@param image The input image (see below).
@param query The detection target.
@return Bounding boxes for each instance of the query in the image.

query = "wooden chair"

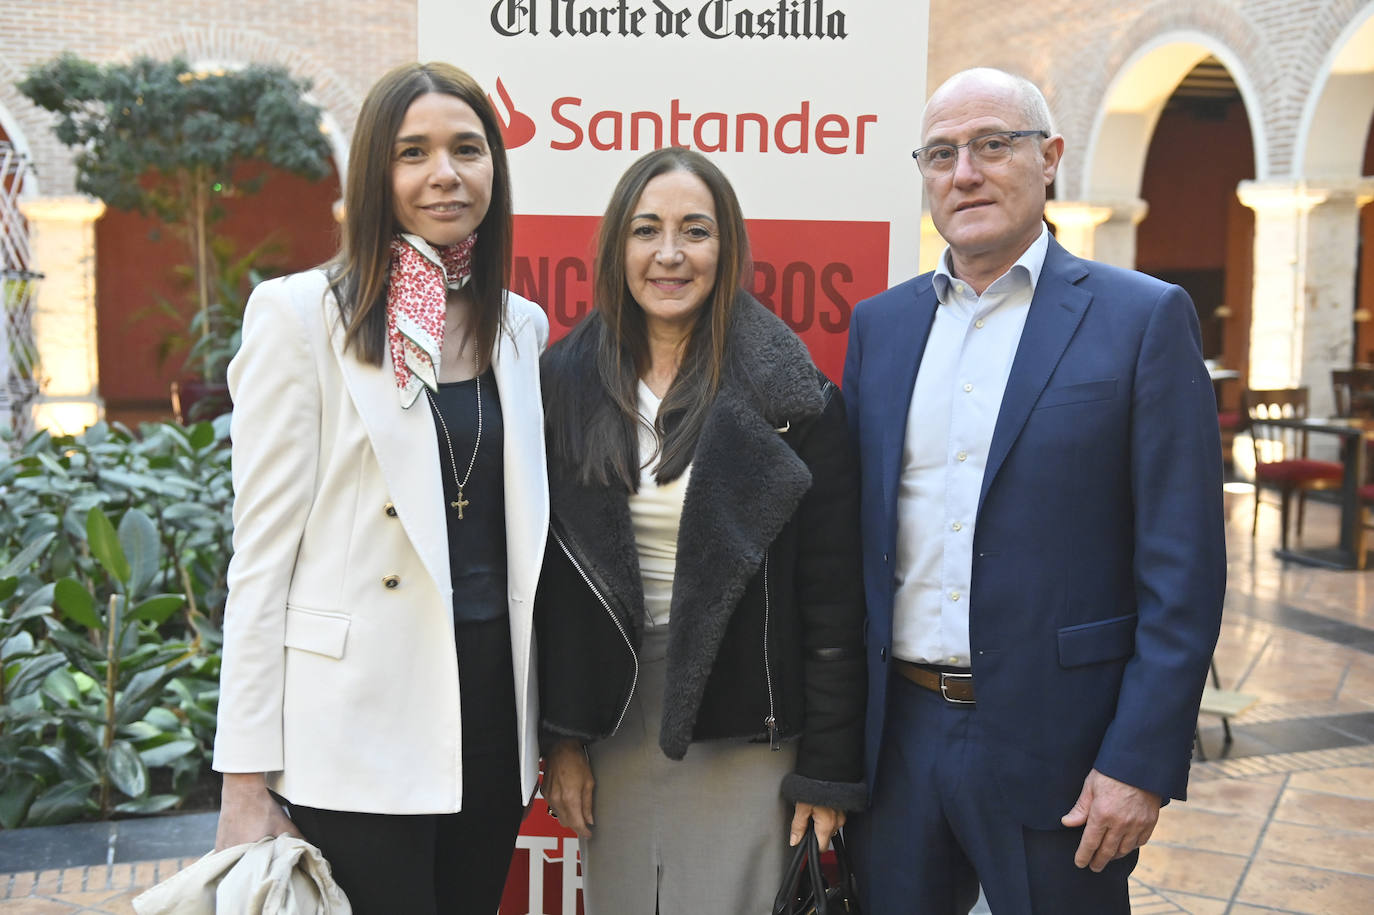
[1359,483,1374,568]
[1332,368,1374,419]
[1245,388,1344,548]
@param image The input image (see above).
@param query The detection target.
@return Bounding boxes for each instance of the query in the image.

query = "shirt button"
[974,319,985,329]
[951,521,962,531]
[950,590,961,601]
[963,383,973,393]
[955,283,966,294]
[383,502,398,518]
[956,451,968,462]
[382,575,400,590]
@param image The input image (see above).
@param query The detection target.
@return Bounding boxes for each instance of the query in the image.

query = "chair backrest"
[1332,368,1374,418]
[1244,387,1310,464]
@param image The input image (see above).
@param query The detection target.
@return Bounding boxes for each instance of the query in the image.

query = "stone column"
[1237,179,1374,419]
[1044,199,1149,269]
[17,196,106,435]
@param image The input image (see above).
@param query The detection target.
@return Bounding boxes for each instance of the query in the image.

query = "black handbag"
[772,829,863,915]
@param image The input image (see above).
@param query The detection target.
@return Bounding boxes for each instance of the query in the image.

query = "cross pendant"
[451,488,470,519]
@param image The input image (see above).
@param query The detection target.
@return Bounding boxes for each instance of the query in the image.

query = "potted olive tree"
[18,55,333,416]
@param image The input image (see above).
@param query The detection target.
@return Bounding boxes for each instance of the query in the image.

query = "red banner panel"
[513,214,889,383]
[500,798,584,915]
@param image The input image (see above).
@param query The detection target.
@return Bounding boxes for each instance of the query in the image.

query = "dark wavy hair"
[328,61,513,370]
[546,147,751,489]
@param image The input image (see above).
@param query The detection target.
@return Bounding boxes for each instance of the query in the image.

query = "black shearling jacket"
[534,295,867,810]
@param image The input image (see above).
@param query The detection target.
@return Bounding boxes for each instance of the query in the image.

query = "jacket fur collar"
[546,294,825,758]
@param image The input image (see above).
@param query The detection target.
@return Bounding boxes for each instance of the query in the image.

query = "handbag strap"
[830,831,862,912]
[806,829,830,915]
[773,834,810,915]
[773,829,832,915]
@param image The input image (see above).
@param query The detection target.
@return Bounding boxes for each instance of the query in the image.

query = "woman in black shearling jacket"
[536,147,866,914]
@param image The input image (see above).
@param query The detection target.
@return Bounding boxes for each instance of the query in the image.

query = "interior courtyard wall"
[0,0,416,427]
[926,0,1374,410]
[926,0,1372,191]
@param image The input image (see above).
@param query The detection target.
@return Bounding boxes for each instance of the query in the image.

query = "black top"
[428,368,508,623]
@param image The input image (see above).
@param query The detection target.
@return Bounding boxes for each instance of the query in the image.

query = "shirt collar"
[932,222,1050,305]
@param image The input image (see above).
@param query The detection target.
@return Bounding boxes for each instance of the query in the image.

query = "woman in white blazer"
[212,62,548,914]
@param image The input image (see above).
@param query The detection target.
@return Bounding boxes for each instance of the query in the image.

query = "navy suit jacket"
[842,236,1226,828]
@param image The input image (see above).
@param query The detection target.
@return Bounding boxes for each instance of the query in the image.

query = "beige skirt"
[581,624,799,915]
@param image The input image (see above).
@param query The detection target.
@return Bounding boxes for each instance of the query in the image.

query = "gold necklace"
[425,347,481,519]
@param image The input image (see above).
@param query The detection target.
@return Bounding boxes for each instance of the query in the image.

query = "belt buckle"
[940,671,975,705]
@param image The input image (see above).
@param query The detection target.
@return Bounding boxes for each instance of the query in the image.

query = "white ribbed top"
[629,381,691,628]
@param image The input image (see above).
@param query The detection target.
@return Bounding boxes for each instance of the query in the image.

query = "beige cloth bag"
[132,835,351,915]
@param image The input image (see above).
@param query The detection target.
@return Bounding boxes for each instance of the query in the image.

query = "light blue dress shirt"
[891,224,1050,667]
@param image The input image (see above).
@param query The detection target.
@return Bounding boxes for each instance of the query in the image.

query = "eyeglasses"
[912,130,1049,177]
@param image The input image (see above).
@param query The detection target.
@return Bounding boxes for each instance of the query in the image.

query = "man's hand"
[542,739,596,839]
[215,773,302,851]
[1061,768,1160,872]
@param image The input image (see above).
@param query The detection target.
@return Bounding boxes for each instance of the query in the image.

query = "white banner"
[414,5,928,909]
[419,0,928,382]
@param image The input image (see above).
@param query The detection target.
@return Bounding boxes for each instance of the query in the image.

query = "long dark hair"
[546,147,750,489]
[328,62,513,370]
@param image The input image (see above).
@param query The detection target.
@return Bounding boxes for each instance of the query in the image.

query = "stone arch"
[1034,1,1266,197]
[1081,31,1265,202]
[1297,1,1374,179]
[0,56,48,198]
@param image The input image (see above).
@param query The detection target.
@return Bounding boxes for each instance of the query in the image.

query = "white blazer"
[212,269,549,814]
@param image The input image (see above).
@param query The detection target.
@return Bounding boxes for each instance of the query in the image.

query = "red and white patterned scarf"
[386,232,477,408]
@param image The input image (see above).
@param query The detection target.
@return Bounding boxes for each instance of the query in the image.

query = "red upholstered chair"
[1245,388,1344,549]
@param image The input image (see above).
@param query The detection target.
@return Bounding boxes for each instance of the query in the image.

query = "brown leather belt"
[894,659,976,704]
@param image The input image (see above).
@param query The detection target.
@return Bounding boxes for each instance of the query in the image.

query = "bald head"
[917,66,1065,294]
[923,68,1055,138]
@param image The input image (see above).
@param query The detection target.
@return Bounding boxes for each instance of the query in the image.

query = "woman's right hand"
[542,739,596,839]
[214,773,303,851]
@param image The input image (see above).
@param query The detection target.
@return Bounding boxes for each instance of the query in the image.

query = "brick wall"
[925,0,1374,191]
[0,0,419,194]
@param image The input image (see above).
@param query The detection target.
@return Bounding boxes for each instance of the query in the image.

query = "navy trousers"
[848,674,1136,915]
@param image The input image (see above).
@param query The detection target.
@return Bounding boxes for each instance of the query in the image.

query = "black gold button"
[382,575,400,589]
[384,502,397,518]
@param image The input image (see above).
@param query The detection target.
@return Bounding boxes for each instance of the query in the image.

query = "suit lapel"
[327,301,451,599]
[880,281,939,515]
[491,313,549,604]
[978,240,1092,513]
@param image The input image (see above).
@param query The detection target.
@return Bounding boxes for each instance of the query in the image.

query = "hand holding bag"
[772,828,863,915]
[132,834,351,915]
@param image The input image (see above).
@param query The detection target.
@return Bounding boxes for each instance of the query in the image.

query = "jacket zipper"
[762,551,780,750]
[552,528,639,736]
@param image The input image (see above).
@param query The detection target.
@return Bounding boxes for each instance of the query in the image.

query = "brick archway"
[1081,32,1263,203]
[1297,3,1374,180]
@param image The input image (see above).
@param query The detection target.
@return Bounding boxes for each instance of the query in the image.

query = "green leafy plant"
[0,419,232,826]
[18,54,332,381]
[148,234,279,391]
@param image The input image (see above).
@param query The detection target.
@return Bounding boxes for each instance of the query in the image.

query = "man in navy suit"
[843,68,1226,913]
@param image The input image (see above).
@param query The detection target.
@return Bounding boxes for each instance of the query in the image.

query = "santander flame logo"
[489,78,536,150]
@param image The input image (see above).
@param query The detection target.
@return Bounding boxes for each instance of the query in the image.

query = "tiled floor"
[0,484,1371,913]
[1127,484,1374,914]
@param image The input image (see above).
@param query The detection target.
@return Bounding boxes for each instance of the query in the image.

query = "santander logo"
[489,77,537,149]
[488,77,875,156]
